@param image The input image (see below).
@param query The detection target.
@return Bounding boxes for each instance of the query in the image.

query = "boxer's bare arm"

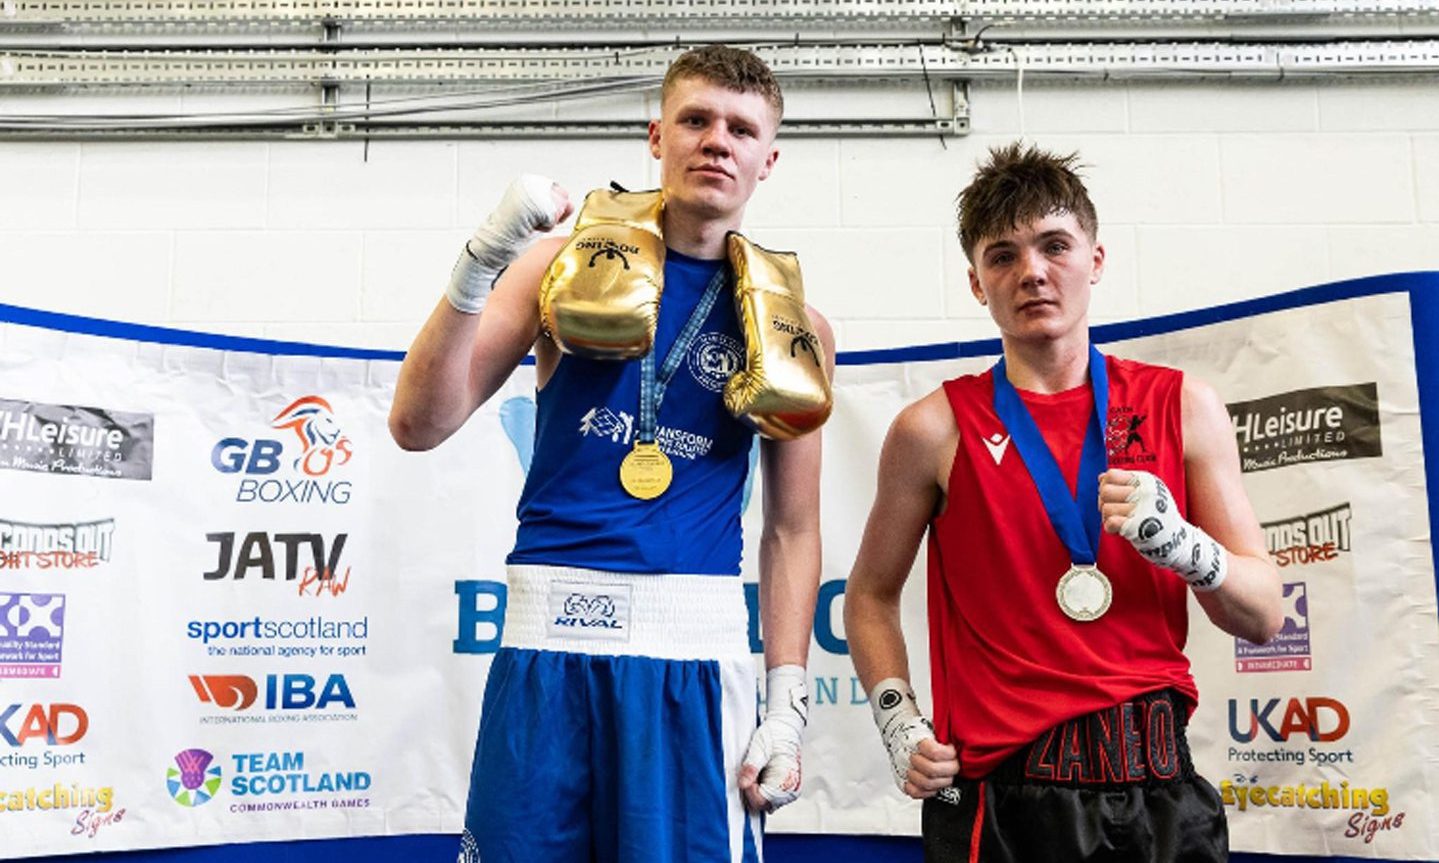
[389,236,566,451]
[1178,375,1284,643]
[753,307,835,671]
[845,389,954,692]
[738,308,833,813]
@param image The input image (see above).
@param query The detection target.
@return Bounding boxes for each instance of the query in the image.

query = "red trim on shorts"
[968,780,986,863]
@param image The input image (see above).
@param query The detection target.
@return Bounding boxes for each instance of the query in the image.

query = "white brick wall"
[1,79,1436,352]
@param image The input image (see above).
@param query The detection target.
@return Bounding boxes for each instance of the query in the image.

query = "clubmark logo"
[1228,384,1381,473]
[0,592,66,679]
[1236,582,1312,673]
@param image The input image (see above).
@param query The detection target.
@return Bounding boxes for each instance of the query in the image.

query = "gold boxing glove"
[723,233,833,440]
[539,188,665,359]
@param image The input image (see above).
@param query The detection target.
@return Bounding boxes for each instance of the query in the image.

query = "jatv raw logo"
[0,398,153,481]
[211,396,353,505]
[1228,384,1381,473]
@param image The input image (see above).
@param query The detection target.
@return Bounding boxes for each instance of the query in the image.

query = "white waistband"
[502,565,752,660]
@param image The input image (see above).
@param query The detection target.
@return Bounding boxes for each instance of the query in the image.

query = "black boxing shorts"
[922,689,1228,863]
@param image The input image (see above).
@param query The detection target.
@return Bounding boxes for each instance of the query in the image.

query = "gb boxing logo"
[211,396,354,506]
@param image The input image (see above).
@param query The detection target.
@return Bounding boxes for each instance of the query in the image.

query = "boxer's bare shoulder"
[883,387,960,500]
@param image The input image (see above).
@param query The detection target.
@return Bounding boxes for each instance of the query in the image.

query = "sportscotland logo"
[167,748,222,807]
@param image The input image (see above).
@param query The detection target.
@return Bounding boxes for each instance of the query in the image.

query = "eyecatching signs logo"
[0,593,65,678]
[0,399,153,481]
[210,396,353,505]
[1227,384,1381,473]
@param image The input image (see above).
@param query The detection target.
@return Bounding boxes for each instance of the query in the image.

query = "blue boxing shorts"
[458,565,763,863]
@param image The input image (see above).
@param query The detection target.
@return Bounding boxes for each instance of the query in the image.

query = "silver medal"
[1056,564,1112,622]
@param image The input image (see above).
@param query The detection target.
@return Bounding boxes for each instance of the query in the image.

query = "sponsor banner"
[2,277,1438,859]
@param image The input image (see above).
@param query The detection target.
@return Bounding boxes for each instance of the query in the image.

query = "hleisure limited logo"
[0,398,153,481]
[1227,384,1381,473]
[210,396,353,505]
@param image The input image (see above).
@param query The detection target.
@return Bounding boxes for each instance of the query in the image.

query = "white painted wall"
[1,78,1436,352]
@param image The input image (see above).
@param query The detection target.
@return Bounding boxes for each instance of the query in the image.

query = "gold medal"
[619,442,672,500]
[1056,564,1112,622]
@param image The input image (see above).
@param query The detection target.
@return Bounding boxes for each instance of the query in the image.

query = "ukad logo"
[167,748,222,807]
[556,593,620,630]
[211,395,353,505]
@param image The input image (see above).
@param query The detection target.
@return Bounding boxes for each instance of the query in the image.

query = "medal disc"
[1056,564,1112,622]
[619,442,672,500]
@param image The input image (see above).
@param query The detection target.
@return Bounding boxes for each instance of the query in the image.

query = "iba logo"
[189,673,356,715]
[211,396,353,505]
[167,748,222,807]
[1228,384,1381,473]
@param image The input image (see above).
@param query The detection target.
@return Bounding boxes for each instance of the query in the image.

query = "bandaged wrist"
[869,678,925,740]
[764,665,809,732]
[1119,472,1229,592]
[445,173,559,315]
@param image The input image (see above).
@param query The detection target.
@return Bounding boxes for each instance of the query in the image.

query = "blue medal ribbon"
[637,265,728,444]
[991,345,1109,565]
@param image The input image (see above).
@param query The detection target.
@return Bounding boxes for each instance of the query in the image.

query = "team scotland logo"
[688,333,744,393]
[167,748,222,807]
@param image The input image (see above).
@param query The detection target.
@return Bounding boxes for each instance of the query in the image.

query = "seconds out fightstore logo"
[0,398,153,481]
[210,396,354,505]
[0,519,115,572]
[1262,503,1352,568]
[1227,384,1381,473]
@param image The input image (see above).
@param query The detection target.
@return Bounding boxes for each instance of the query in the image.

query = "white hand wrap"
[445,173,563,314]
[741,665,807,811]
[869,678,959,803]
[1118,471,1228,592]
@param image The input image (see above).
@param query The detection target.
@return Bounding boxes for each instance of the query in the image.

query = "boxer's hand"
[869,679,961,802]
[1100,468,1227,592]
[739,665,807,813]
[445,174,572,314]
